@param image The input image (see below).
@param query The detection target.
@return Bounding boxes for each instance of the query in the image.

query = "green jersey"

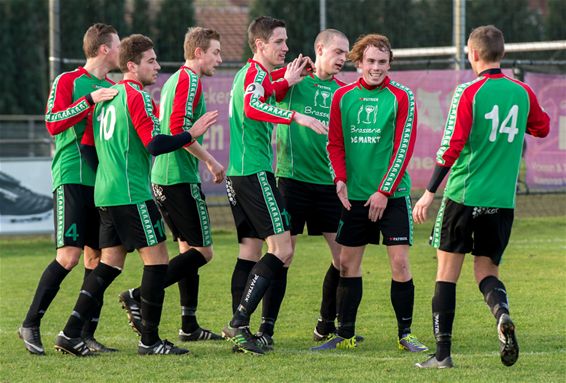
[45,66,113,190]
[227,59,294,176]
[276,74,345,184]
[92,80,161,206]
[151,66,205,185]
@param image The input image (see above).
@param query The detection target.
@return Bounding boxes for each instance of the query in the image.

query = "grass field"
[1,216,565,382]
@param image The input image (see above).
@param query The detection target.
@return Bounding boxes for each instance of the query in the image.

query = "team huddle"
[18,16,549,369]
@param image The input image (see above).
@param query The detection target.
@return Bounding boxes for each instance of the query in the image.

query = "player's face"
[105,33,121,70]
[135,49,161,86]
[359,46,390,86]
[318,36,349,77]
[200,39,222,77]
[260,27,289,67]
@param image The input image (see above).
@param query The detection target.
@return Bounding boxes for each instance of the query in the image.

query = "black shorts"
[278,177,341,236]
[53,184,99,249]
[431,198,514,265]
[226,171,290,242]
[98,200,167,253]
[336,196,413,247]
[152,183,212,247]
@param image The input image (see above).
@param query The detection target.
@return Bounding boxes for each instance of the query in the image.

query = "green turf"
[1,217,565,382]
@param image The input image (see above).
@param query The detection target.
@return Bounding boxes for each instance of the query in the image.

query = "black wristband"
[426,164,450,193]
[85,92,94,105]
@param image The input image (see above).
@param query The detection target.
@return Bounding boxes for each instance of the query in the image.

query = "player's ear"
[127,60,137,73]
[194,47,204,59]
[315,43,323,57]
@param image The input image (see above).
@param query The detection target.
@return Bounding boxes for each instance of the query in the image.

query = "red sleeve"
[436,82,481,167]
[378,85,417,196]
[271,66,286,81]
[520,82,550,137]
[243,63,294,124]
[271,65,291,101]
[126,84,160,147]
[327,87,347,184]
[81,116,94,146]
[45,71,94,135]
[170,71,201,147]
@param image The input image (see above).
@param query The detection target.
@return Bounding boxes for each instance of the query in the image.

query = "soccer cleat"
[54,331,95,357]
[221,325,265,355]
[83,337,118,352]
[178,327,223,342]
[118,289,142,336]
[0,171,52,225]
[313,328,365,343]
[498,313,519,366]
[138,339,190,355]
[254,332,274,351]
[415,354,454,369]
[310,334,357,351]
[18,326,45,355]
[398,334,429,352]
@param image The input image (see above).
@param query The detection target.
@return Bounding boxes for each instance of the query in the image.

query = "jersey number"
[484,104,519,143]
[98,105,116,140]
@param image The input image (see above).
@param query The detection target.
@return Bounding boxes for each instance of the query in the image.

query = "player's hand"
[301,56,315,76]
[293,112,328,134]
[336,180,351,210]
[364,191,388,222]
[413,190,435,224]
[188,110,218,139]
[206,158,225,184]
[284,54,308,86]
[90,88,118,103]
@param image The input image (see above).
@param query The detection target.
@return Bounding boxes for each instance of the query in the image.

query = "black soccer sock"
[23,260,70,327]
[230,258,257,314]
[140,264,168,346]
[479,276,510,322]
[231,253,283,328]
[81,268,103,338]
[180,273,200,333]
[432,281,456,361]
[391,279,415,338]
[319,263,340,329]
[336,277,363,339]
[259,266,289,336]
[63,262,121,338]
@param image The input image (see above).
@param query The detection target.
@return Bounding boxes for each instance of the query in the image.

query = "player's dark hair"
[469,25,505,63]
[348,34,393,64]
[184,27,221,60]
[83,23,118,59]
[248,16,286,53]
[119,34,154,73]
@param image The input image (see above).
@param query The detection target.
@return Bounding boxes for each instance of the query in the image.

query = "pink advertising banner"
[146,69,563,195]
[523,73,566,191]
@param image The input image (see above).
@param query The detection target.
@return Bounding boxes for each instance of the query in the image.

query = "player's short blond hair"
[83,23,118,59]
[184,27,221,60]
[468,25,505,63]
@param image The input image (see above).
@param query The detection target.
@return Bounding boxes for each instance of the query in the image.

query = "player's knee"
[56,248,82,270]
[199,247,214,262]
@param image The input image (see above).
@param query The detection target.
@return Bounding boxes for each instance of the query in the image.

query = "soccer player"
[18,23,120,355]
[53,34,216,356]
[312,34,428,352]
[413,25,550,369]
[118,27,225,343]
[223,16,327,355]
[265,29,350,344]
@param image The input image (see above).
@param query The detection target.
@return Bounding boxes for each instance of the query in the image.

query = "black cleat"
[118,289,142,336]
[179,327,223,342]
[254,332,274,351]
[18,326,45,355]
[83,337,118,352]
[54,332,95,357]
[222,325,265,355]
[498,314,519,366]
[138,339,190,355]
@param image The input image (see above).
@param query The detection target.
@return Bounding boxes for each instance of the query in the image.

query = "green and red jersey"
[276,74,345,185]
[90,79,161,206]
[227,59,294,176]
[45,66,114,190]
[151,66,205,185]
[328,76,417,201]
[437,69,550,208]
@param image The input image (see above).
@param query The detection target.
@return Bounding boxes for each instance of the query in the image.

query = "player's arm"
[327,89,350,210]
[272,55,309,101]
[45,73,117,135]
[185,141,225,183]
[169,71,201,149]
[522,83,550,137]
[79,114,98,171]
